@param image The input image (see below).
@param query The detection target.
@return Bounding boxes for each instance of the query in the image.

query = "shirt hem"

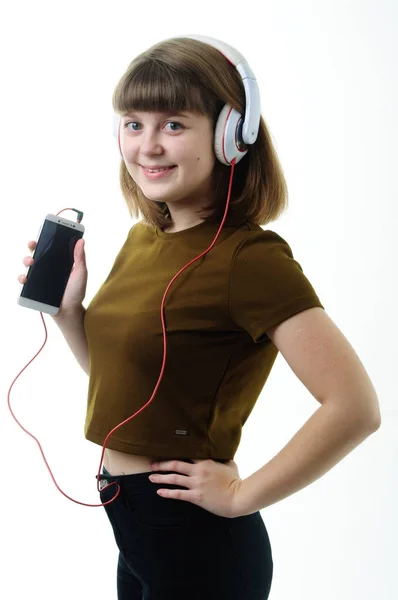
[84,428,233,460]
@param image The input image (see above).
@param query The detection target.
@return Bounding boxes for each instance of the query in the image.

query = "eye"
[124,121,141,131]
[164,121,183,132]
[123,120,184,132]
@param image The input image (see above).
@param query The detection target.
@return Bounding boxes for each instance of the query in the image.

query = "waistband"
[96,464,191,494]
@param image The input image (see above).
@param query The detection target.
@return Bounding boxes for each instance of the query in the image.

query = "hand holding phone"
[17,214,87,316]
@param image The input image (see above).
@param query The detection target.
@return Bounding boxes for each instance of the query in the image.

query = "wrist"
[231,476,261,518]
[52,305,85,322]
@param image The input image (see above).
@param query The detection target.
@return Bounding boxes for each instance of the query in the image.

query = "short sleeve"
[230,230,325,343]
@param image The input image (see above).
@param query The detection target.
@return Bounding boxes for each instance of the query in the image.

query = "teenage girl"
[17,35,380,600]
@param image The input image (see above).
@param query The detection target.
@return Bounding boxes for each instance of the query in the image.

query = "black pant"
[98,465,273,599]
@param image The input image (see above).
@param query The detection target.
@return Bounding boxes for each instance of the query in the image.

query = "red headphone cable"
[8,160,236,507]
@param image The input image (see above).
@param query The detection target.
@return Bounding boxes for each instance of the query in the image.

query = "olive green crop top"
[83,219,324,460]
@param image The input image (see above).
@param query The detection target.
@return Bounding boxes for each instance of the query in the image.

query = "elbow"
[367,397,382,432]
[359,407,382,434]
[369,413,382,432]
[327,392,382,433]
[360,407,382,434]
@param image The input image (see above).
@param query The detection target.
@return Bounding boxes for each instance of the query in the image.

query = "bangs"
[113,60,219,118]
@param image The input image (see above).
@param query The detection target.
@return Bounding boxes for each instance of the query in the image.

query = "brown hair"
[112,37,288,230]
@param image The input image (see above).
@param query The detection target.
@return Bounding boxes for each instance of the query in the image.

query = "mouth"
[140,165,177,179]
[140,165,176,171]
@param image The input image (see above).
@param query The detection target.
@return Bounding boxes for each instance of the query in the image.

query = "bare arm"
[52,306,90,376]
[235,403,378,516]
[234,307,381,516]
[19,238,90,376]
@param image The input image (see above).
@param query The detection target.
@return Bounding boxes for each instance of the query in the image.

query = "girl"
[18,35,380,599]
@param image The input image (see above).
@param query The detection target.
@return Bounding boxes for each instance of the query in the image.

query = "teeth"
[145,167,171,173]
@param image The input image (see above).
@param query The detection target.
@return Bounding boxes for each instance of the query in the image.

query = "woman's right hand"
[18,238,88,318]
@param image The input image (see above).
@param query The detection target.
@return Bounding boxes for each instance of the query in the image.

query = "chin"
[140,188,174,202]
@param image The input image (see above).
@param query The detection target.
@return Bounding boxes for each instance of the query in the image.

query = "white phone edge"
[17,213,85,315]
[18,296,60,316]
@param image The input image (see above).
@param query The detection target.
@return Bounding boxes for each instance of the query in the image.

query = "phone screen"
[20,219,84,308]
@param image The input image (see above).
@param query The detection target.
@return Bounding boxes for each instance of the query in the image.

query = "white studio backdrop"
[0,1,396,599]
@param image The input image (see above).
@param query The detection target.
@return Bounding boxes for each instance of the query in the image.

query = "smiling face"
[119,110,217,220]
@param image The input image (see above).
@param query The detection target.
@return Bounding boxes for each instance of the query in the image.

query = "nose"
[139,129,164,156]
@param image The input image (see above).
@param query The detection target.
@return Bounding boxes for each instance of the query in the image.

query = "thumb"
[74,238,86,263]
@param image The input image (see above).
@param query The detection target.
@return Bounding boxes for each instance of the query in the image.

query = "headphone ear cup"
[214,104,248,166]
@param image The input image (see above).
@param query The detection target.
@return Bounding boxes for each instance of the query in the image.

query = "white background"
[1,1,396,598]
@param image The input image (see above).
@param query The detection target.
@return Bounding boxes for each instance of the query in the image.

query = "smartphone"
[18,214,85,316]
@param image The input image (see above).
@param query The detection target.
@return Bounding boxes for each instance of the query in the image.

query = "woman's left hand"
[149,458,244,518]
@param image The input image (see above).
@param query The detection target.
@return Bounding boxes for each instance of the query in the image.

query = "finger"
[23,256,34,267]
[152,460,192,475]
[28,241,36,251]
[18,275,27,284]
[157,488,194,501]
[149,473,190,487]
[76,238,86,262]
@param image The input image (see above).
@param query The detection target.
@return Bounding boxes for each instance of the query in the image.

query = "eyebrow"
[122,111,190,119]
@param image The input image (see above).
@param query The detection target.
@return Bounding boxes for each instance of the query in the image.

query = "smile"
[140,165,177,179]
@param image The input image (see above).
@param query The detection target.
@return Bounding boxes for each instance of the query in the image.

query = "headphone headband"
[181,34,261,145]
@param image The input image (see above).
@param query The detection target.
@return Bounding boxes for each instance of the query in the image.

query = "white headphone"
[112,34,261,166]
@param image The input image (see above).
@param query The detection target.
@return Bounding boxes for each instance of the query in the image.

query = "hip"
[103,448,202,475]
